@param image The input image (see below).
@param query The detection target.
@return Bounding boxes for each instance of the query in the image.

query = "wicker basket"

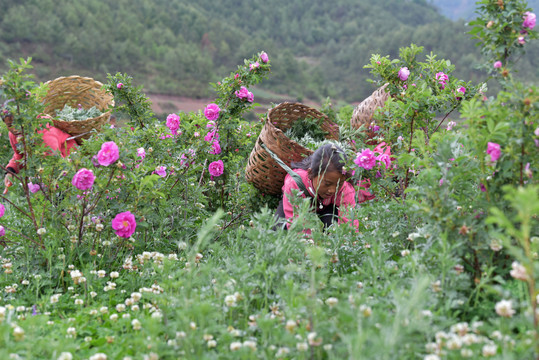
[42,76,114,144]
[245,102,339,195]
[350,83,390,131]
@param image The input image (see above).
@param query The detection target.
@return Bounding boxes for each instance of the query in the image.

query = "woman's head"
[291,143,349,199]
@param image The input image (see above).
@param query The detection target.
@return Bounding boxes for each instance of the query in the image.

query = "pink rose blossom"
[446,121,457,130]
[208,160,224,177]
[155,166,167,177]
[72,168,96,190]
[249,62,260,71]
[0,225,4,236]
[234,73,240,79]
[28,182,40,193]
[247,91,254,102]
[518,36,526,45]
[493,61,502,68]
[166,113,181,135]
[111,211,137,238]
[523,12,536,30]
[210,141,221,155]
[487,142,501,162]
[97,141,120,166]
[0,203,4,218]
[204,130,219,142]
[377,153,392,169]
[117,83,123,89]
[435,72,449,89]
[398,67,410,81]
[204,103,221,121]
[354,149,377,170]
[137,147,146,160]
[260,52,269,63]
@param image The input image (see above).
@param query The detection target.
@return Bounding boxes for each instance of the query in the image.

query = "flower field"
[0,2,538,360]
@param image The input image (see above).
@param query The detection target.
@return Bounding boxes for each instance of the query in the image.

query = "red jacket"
[6,125,78,173]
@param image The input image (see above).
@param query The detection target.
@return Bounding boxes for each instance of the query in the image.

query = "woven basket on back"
[245,102,339,196]
[42,76,113,144]
[350,83,390,131]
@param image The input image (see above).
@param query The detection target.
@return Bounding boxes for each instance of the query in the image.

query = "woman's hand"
[3,173,13,194]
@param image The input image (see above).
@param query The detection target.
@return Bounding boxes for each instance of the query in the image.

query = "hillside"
[0,0,537,105]
[429,0,539,20]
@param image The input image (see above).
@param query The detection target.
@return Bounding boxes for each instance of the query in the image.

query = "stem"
[432,105,457,134]
[3,226,44,249]
[0,194,33,220]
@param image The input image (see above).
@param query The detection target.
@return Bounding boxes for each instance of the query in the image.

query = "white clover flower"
[89,354,108,360]
[100,306,108,314]
[224,295,237,307]
[66,327,77,337]
[207,340,217,348]
[178,241,188,250]
[509,261,529,281]
[131,305,140,312]
[95,224,104,232]
[85,336,92,342]
[176,331,186,338]
[116,304,126,312]
[495,300,515,318]
[424,355,440,360]
[109,314,118,322]
[131,292,142,302]
[359,304,372,317]
[401,249,410,257]
[285,320,297,332]
[460,348,473,357]
[243,340,257,350]
[97,270,106,278]
[37,228,46,235]
[325,297,339,308]
[57,352,73,360]
[50,294,61,304]
[489,239,503,252]
[21,280,29,285]
[16,306,25,312]
[276,347,290,357]
[296,342,308,351]
[13,326,25,341]
[131,319,142,330]
[482,344,497,357]
[122,313,130,319]
[230,342,242,351]
[74,299,84,305]
[431,280,442,293]
[110,271,119,279]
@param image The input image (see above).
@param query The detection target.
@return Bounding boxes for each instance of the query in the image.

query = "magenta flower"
[208,160,224,177]
[117,83,123,89]
[204,103,221,121]
[493,61,502,68]
[166,113,181,135]
[523,12,536,30]
[435,72,449,89]
[0,203,4,218]
[479,183,487,192]
[28,182,40,193]
[518,36,526,45]
[398,67,410,81]
[487,142,501,162]
[377,153,392,169]
[446,121,456,131]
[260,52,269,63]
[247,91,254,102]
[204,130,219,143]
[97,141,120,166]
[249,62,260,71]
[0,225,4,237]
[210,141,221,155]
[111,211,137,238]
[155,166,167,177]
[354,149,377,170]
[72,168,96,190]
[136,147,146,160]
[235,86,250,100]
[456,87,466,100]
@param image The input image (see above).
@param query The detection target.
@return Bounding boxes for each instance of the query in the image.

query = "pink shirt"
[7,125,78,173]
[281,168,372,231]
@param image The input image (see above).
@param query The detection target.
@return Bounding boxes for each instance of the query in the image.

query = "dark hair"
[291,143,348,179]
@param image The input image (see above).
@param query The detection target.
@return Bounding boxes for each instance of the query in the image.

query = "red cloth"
[6,125,78,173]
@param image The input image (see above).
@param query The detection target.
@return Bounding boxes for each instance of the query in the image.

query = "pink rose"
[155,166,167,177]
[0,225,4,236]
[72,168,96,190]
[493,61,502,68]
[436,72,449,89]
[204,130,219,142]
[166,113,181,135]
[204,103,221,121]
[354,149,377,170]
[235,86,250,100]
[523,12,536,30]
[249,62,260,71]
[117,83,123,89]
[28,182,40,193]
[260,52,269,63]
[137,147,146,160]
[518,36,526,45]
[208,160,224,177]
[247,91,254,102]
[0,203,4,218]
[398,67,410,81]
[97,141,120,166]
[376,153,392,169]
[456,87,466,99]
[111,211,137,238]
[487,142,501,162]
[210,141,221,155]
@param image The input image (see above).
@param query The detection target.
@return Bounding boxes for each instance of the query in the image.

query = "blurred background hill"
[0,0,537,111]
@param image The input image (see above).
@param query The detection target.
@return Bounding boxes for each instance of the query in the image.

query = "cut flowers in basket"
[55,104,103,121]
